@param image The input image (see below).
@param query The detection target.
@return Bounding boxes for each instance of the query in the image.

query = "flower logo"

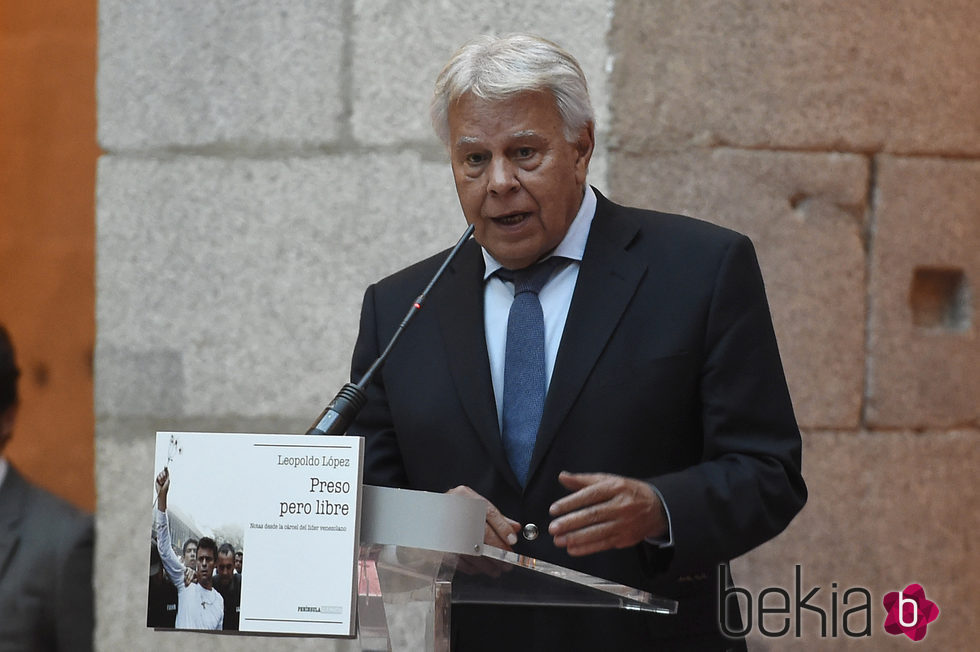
[882,583,939,641]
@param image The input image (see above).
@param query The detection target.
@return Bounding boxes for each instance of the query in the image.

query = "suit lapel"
[528,194,647,483]
[435,241,517,485]
[0,467,27,580]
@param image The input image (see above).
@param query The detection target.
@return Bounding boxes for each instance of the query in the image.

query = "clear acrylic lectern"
[355,485,677,651]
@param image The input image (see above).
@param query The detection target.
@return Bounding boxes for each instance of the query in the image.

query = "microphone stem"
[307,224,475,436]
[357,223,474,391]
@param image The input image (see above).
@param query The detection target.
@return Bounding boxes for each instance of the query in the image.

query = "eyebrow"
[453,130,543,148]
[454,136,480,148]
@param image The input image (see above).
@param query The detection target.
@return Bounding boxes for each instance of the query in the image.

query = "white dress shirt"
[482,185,597,427]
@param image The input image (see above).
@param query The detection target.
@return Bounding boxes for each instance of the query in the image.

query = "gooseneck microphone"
[306,223,476,436]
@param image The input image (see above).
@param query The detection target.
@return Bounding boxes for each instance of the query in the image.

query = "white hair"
[430,33,595,146]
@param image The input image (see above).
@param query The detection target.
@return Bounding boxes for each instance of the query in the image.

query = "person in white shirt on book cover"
[154,467,224,630]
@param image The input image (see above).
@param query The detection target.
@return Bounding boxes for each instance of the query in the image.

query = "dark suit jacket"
[349,190,807,649]
[0,465,94,652]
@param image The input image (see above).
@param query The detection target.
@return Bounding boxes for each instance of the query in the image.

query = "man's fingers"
[447,485,520,549]
[565,533,620,557]
[484,504,520,549]
[483,522,514,550]
[554,517,648,556]
[550,472,616,517]
[552,510,640,555]
[552,519,608,547]
[549,499,611,537]
[556,470,602,490]
[550,474,668,554]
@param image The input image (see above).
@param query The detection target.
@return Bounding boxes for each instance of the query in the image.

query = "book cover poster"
[147,431,363,637]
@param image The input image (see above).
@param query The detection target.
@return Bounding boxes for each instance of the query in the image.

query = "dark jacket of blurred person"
[0,325,94,651]
[146,543,177,628]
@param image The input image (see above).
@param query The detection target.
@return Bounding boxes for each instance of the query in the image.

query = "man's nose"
[487,157,519,195]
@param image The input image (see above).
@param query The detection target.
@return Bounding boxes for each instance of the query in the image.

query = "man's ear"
[573,122,595,185]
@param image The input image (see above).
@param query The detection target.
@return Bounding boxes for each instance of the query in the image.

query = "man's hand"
[183,566,195,587]
[447,485,521,551]
[155,468,170,512]
[548,471,668,556]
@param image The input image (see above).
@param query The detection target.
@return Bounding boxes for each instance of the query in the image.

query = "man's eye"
[465,153,487,165]
[516,147,534,158]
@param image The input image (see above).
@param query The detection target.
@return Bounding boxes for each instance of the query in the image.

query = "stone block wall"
[96,0,977,649]
[609,2,978,649]
[95,1,611,650]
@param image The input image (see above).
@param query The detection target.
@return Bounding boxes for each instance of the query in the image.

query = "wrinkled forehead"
[448,91,564,145]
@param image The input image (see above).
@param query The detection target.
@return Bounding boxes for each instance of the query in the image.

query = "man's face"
[215,551,235,588]
[195,547,215,589]
[234,552,242,573]
[182,542,197,569]
[448,91,593,270]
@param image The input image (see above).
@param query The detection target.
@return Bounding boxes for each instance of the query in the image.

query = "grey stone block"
[734,430,979,649]
[610,0,980,155]
[351,0,613,146]
[96,152,462,421]
[98,0,345,150]
[609,149,868,428]
[866,156,980,428]
[95,347,184,418]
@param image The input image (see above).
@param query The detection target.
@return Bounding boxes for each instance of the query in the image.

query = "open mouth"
[490,212,531,226]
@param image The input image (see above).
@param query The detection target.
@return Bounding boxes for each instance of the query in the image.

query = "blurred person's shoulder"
[2,464,93,539]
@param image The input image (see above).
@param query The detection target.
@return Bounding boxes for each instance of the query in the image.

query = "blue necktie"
[497,258,561,486]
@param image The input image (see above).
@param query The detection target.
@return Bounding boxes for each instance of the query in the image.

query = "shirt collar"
[481,185,597,280]
[0,456,8,492]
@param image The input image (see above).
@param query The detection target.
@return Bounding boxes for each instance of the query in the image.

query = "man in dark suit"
[213,542,242,630]
[0,325,94,652]
[348,34,806,650]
